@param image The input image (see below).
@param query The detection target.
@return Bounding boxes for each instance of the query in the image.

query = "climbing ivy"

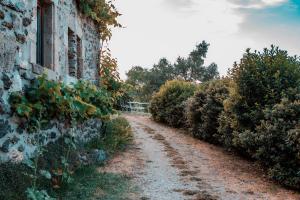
[77,0,122,42]
[9,76,114,132]
[76,0,123,101]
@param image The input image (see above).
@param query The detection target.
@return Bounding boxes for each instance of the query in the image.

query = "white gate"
[121,102,150,113]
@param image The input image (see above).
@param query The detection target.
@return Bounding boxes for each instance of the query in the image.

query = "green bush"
[217,46,300,188]
[0,163,32,200]
[149,46,300,189]
[186,79,230,144]
[215,47,300,188]
[217,46,300,150]
[248,99,300,188]
[0,137,77,200]
[217,110,235,148]
[228,46,300,133]
[86,117,133,155]
[150,80,197,127]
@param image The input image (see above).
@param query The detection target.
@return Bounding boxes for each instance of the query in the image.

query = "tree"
[203,62,219,81]
[126,41,220,101]
[146,58,175,92]
[173,41,219,81]
[126,66,148,87]
[173,57,190,81]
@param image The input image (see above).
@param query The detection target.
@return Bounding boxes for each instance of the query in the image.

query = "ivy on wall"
[77,0,122,42]
[76,0,123,100]
[9,76,114,132]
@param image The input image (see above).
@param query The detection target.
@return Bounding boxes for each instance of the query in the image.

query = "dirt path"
[103,114,300,200]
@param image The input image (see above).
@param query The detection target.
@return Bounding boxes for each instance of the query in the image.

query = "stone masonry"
[0,0,102,162]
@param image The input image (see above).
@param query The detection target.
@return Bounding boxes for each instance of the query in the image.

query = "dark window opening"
[68,29,83,78]
[77,36,83,79]
[36,0,54,69]
[68,28,77,77]
[36,0,43,66]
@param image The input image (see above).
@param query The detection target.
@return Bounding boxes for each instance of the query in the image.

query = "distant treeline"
[125,41,219,101]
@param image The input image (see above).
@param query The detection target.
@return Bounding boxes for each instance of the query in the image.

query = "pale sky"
[110,0,300,80]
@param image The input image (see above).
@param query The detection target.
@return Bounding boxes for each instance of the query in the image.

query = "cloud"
[229,0,288,8]
[232,0,300,58]
[110,0,300,79]
[163,0,195,9]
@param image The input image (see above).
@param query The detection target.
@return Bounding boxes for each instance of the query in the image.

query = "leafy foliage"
[126,59,175,102]
[216,46,300,188]
[150,80,197,127]
[77,0,123,102]
[86,117,133,155]
[0,163,32,200]
[77,0,122,41]
[60,166,134,200]
[126,41,219,101]
[248,99,300,188]
[186,79,230,143]
[125,66,148,87]
[228,46,300,132]
[26,188,55,200]
[0,116,133,199]
[173,41,219,81]
[100,49,120,91]
[9,76,113,132]
[99,49,134,108]
[150,45,300,189]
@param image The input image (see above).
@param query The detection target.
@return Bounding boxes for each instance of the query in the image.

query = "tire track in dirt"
[130,121,191,200]
[140,125,219,200]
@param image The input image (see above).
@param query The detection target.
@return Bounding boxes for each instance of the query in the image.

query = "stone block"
[0,139,10,153]
[0,119,11,139]
[44,68,59,81]
[10,71,22,92]
[0,97,9,114]
[0,34,18,72]
[31,63,44,75]
[0,1,25,13]
[22,17,31,27]
[14,31,26,44]
[0,10,4,19]
[2,73,12,90]
[11,135,19,144]
[18,144,24,152]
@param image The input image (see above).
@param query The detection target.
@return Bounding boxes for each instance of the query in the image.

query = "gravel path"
[106,114,300,200]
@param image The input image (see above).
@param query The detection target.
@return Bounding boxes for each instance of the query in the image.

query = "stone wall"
[0,0,102,162]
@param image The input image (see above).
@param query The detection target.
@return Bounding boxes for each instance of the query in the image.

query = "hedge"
[150,46,300,190]
[186,79,230,144]
[150,80,196,127]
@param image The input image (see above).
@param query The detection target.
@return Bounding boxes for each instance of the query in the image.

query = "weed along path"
[109,114,300,200]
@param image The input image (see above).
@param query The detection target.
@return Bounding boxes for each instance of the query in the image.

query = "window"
[68,29,83,78]
[77,36,83,79]
[68,28,77,77]
[36,0,43,66]
[36,0,54,69]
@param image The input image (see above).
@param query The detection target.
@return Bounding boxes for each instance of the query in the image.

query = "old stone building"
[0,0,102,162]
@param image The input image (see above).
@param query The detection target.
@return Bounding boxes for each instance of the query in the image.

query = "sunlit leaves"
[9,76,114,132]
[77,0,122,42]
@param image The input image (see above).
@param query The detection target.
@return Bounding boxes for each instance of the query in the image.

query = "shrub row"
[149,80,197,127]
[150,46,300,189]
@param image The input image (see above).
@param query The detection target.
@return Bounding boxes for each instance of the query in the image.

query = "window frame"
[36,0,44,66]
